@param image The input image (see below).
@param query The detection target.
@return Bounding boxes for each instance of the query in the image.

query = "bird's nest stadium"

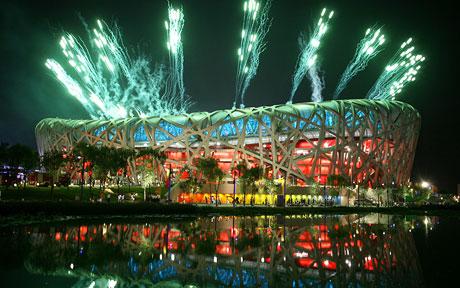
[36,99,420,188]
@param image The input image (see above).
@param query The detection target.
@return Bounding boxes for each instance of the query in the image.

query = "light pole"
[390,181,395,206]
[346,146,352,206]
[167,163,172,203]
[233,172,236,207]
[385,183,389,207]
[382,183,388,207]
[78,156,84,201]
[357,182,360,206]
[232,169,239,208]
[283,171,287,207]
[324,182,328,207]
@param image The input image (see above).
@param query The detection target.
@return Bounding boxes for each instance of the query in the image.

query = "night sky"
[0,0,458,191]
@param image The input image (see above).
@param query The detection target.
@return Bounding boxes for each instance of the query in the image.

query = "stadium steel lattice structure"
[36,99,420,187]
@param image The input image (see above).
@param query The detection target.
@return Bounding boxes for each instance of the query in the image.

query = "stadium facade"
[36,99,420,188]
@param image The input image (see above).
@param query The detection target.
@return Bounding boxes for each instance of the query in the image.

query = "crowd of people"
[88,192,141,203]
[202,195,274,206]
[286,197,335,207]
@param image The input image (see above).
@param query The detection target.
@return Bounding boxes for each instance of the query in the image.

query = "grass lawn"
[1,186,460,221]
[0,185,150,201]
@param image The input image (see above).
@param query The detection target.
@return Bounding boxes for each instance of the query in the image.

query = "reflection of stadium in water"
[5,214,426,287]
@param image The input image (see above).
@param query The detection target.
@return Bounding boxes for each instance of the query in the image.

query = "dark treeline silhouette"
[0,142,39,188]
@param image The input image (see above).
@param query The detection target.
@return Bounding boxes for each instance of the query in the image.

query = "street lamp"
[167,163,173,203]
[391,181,395,206]
[232,169,239,208]
[77,155,84,201]
[357,181,360,206]
[345,146,353,184]
[345,146,353,206]
[283,171,287,207]
[381,183,388,207]
[421,181,431,189]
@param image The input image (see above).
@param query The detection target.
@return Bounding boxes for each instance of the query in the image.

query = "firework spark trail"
[45,59,100,118]
[46,18,186,119]
[49,31,123,118]
[123,58,166,116]
[234,0,272,109]
[289,8,334,104]
[165,4,190,112]
[90,19,167,117]
[308,64,325,102]
[92,20,130,77]
[333,27,386,99]
[367,38,425,100]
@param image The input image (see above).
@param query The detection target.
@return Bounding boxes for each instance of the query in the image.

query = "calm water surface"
[0,213,458,287]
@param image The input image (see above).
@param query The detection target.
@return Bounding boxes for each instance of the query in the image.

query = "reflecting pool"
[0,214,456,287]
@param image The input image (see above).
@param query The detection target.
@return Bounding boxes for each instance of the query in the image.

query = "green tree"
[1,144,39,189]
[310,181,321,197]
[392,187,405,203]
[72,143,99,199]
[246,166,263,205]
[326,174,350,187]
[137,148,166,178]
[73,142,99,164]
[196,157,224,206]
[259,178,280,206]
[376,188,384,207]
[136,148,166,201]
[329,187,340,197]
[327,174,351,206]
[91,146,113,192]
[178,166,202,195]
[110,147,135,192]
[410,185,433,204]
[21,148,39,189]
[41,150,65,197]
[235,161,249,206]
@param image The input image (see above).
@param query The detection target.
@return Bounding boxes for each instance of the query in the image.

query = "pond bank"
[1,200,460,219]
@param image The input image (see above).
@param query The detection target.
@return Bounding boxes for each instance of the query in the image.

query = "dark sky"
[0,0,458,191]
